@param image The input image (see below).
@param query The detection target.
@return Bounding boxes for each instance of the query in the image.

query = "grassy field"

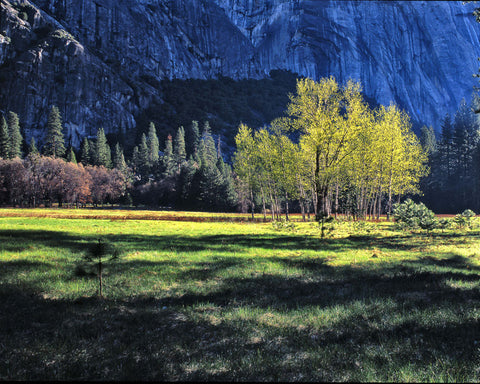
[1,209,480,381]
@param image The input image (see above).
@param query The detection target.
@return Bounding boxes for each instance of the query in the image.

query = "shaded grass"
[1,214,480,381]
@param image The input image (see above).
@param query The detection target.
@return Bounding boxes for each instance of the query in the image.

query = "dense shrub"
[453,209,476,229]
[393,199,437,230]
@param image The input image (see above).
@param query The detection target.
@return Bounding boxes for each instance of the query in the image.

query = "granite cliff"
[0,0,479,146]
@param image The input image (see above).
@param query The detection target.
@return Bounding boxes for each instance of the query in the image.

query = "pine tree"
[147,122,159,167]
[0,116,9,158]
[113,143,128,174]
[43,106,65,158]
[198,121,216,167]
[131,145,141,174]
[7,111,22,159]
[162,134,175,176]
[174,126,186,168]
[80,137,91,165]
[190,120,200,156]
[28,137,39,156]
[95,128,112,168]
[138,133,150,175]
[66,147,77,163]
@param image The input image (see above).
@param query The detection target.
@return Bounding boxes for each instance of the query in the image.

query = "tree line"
[0,106,238,211]
[4,77,476,217]
[420,97,480,213]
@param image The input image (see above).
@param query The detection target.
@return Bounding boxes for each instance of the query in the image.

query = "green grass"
[1,210,480,381]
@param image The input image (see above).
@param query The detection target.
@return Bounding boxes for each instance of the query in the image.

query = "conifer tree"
[7,111,22,159]
[43,106,65,158]
[174,126,186,168]
[131,145,140,174]
[66,147,77,163]
[95,128,112,168]
[80,137,91,165]
[198,121,216,167]
[190,120,200,156]
[147,122,159,167]
[138,133,150,174]
[0,116,9,159]
[162,134,175,176]
[28,137,39,156]
[113,143,128,174]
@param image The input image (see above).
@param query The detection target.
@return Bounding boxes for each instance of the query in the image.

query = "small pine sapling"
[80,238,122,298]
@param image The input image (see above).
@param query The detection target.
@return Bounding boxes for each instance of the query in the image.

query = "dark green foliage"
[80,138,91,165]
[7,111,22,159]
[130,146,141,175]
[66,147,77,164]
[43,106,65,158]
[189,120,200,156]
[174,126,186,168]
[79,238,122,298]
[0,116,9,158]
[113,143,128,174]
[94,128,112,168]
[393,199,437,230]
[422,97,480,213]
[147,122,159,167]
[198,122,217,167]
[27,137,39,156]
[162,135,175,177]
[138,133,150,175]
[453,209,476,229]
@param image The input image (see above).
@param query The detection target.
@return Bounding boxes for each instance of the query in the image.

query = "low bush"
[393,199,437,230]
[453,209,476,229]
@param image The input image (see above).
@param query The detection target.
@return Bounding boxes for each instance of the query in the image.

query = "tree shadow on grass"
[3,228,470,257]
[1,261,480,381]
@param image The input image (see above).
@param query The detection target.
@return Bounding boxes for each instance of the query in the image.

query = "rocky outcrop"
[214,0,480,126]
[1,0,480,147]
[0,0,139,146]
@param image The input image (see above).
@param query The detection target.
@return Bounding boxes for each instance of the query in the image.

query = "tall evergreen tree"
[66,147,77,163]
[0,116,9,159]
[113,142,128,174]
[138,133,150,175]
[162,134,175,176]
[198,121,216,167]
[190,120,200,156]
[27,137,39,156]
[95,128,112,168]
[147,122,159,167]
[438,114,454,182]
[131,145,141,174]
[7,111,22,159]
[43,106,65,158]
[174,126,186,168]
[80,137,91,165]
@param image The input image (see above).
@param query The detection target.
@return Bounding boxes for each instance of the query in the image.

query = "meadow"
[1,209,480,381]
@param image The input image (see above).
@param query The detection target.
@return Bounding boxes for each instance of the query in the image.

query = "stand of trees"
[3,79,479,216]
[421,98,480,213]
[234,78,428,220]
[0,106,238,211]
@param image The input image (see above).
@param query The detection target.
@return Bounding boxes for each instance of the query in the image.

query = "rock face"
[0,0,480,146]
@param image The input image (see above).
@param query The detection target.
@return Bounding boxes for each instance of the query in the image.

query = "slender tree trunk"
[284,191,289,221]
[250,188,255,220]
[261,187,266,221]
[334,182,339,219]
